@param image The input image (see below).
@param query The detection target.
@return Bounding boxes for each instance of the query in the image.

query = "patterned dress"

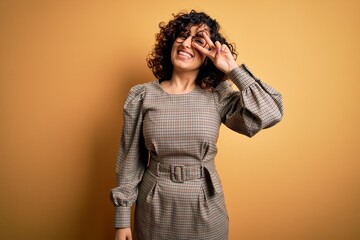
[110,64,283,240]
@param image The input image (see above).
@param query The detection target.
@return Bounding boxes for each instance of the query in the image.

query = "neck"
[168,69,198,92]
[169,70,199,89]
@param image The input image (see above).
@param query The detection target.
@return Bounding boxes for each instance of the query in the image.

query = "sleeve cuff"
[114,206,131,228]
[227,64,257,91]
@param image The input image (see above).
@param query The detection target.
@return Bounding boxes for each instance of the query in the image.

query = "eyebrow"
[197,29,209,35]
[194,32,204,37]
[179,31,206,38]
[179,26,209,37]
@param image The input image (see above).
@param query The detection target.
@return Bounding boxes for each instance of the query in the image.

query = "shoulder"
[127,80,158,96]
[125,81,159,105]
[129,80,159,94]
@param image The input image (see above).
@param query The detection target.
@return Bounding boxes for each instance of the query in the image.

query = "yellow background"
[1,0,359,239]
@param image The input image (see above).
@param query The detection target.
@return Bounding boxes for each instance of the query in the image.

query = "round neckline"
[156,80,198,96]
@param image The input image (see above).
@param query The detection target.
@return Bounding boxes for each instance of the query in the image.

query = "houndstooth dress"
[110,64,283,240]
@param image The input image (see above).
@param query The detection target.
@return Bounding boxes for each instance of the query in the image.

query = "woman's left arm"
[193,34,284,137]
[216,64,284,137]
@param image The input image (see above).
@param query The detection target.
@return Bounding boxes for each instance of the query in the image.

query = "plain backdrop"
[1,0,359,239]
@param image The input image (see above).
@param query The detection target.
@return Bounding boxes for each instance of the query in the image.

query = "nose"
[181,36,193,48]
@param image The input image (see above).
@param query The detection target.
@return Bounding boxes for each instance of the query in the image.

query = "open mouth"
[178,50,193,59]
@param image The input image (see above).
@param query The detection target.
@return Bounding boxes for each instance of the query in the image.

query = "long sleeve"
[110,84,148,228]
[214,64,284,137]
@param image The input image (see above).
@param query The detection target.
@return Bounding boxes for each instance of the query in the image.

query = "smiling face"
[170,24,209,74]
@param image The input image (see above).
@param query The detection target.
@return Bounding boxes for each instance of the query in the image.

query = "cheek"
[194,49,206,62]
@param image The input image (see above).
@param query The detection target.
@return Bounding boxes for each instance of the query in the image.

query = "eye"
[178,32,189,40]
[193,37,205,46]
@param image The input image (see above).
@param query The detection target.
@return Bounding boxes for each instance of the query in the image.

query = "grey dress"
[110,64,284,240]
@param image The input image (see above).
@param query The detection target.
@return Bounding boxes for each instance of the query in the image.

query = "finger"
[221,44,230,53]
[215,41,222,55]
[201,31,215,49]
[192,42,215,58]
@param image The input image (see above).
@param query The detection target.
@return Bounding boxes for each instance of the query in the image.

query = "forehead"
[187,24,210,34]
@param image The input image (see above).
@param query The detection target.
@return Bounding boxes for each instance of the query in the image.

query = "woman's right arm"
[115,228,132,240]
[110,85,148,229]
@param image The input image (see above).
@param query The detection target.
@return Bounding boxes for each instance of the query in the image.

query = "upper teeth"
[179,51,192,58]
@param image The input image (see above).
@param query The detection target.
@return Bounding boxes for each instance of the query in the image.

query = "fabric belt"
[147,160,205,183]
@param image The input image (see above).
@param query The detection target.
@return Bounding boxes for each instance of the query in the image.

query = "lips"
[178,50,193,59]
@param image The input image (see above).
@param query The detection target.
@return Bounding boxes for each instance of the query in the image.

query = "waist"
[147,159,215,183]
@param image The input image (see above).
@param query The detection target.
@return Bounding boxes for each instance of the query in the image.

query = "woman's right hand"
[115,228,132,240]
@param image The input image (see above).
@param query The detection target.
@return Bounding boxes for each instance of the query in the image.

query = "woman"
[110,10,283,240]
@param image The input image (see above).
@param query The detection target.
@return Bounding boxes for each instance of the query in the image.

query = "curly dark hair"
[146,10,238,89]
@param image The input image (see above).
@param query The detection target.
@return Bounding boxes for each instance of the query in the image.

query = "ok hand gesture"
[192,32,238,74]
